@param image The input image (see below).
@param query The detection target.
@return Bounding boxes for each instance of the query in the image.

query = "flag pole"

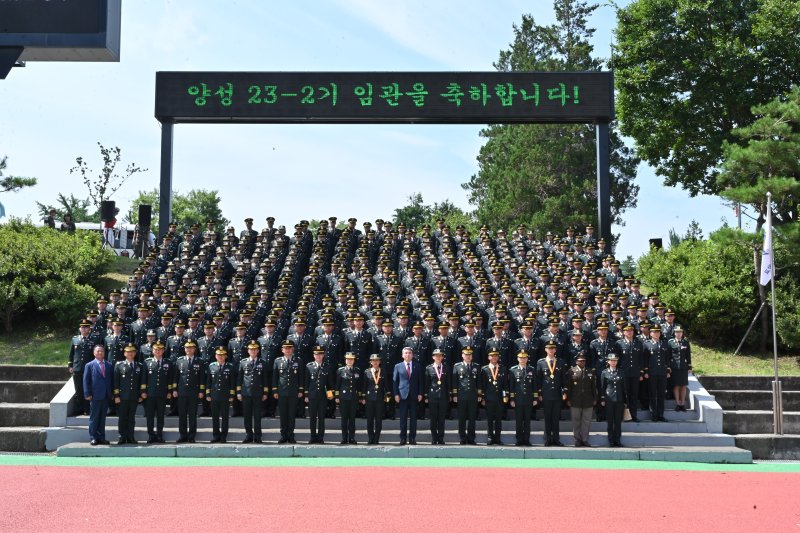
[766,192,783,435]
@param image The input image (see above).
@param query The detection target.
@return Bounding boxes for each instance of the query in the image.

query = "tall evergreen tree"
[462,0,639,241]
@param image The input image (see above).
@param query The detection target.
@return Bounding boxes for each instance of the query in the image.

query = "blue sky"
[0,0,747,259]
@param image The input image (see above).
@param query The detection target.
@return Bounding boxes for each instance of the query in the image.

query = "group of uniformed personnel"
[69,216,692,447]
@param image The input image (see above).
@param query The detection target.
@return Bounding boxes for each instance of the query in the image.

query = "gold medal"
[437,380,441,385]
[550,373,554,379]
[492,380,497,385]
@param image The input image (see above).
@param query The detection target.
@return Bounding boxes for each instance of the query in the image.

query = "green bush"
[637,231,758,345]
[0,219,114,332]
[776,276,800,349]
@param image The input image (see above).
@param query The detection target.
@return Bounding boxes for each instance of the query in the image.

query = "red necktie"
[99,362,105,378]
[406,362,411,377]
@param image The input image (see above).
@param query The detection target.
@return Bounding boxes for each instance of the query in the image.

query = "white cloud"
[331,0,527,68]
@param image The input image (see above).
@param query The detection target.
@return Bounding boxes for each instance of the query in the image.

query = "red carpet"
[1,466,798,531]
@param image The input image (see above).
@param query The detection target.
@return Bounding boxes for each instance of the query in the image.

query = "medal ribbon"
[372,368,381,387]
[435,365,443,381]
[547,358,556,377]
[489,364,499,383]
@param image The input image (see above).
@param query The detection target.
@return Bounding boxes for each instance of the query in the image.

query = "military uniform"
[565,362,597,446]
[362,357,390,444]
[424,360,450,445]
[206,357,235,442]
[272,354,304,443]
[668,337,692,386]
[589,333,613,421]
[509,360,536,446]
[175,354,205,442]
[615,333,644,421]
[600,362,626,446]
[535,355,567,446]
[142,353,173,442]
[335,360,362,444]
[112,355,145,444]
[68,330,94,415]
[479,361,507,445]
[452,360,480,444]
[305,358,332,443]
[643,334,671,421]
[237,354,268,442]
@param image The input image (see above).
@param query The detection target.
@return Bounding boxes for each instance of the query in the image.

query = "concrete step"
[0,403,49,427]
[722,410,800,434]
[65,412,705,433]
[734,434,800,460]
[54,424,734,447]
[700,376,800,392]
[0,381,63,403]
[0,365,68,382]
[0,427,47,452]
[54,441,752,463]
[709,390,800,411]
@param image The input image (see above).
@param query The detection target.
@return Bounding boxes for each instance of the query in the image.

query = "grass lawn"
[0,322,73,366]
[93,256,139,296]
[691,340,800,376]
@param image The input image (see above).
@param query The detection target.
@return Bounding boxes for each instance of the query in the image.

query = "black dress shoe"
[117,438,127,445]
[468,439,477,445]
[254,437,263,443]
[631,417,640,423]
[583,441,592,447]
[210,437,221,443]
[308,439,317,444]
[220,438,227,443]
[431,440,438,445]
[90,440,98,446]
[399,439,407,445]
[188,439,196,443]
[147,437,158,444]
[176,437,188,443]
[100,440,110,445]
[348,439,357,445]
[515,442,524,447]
[495,440,505,446]
[129,439,138,445]
[277,438,287,444]
[157,437,166,443]
[242,436,254,444]
[459,439,467,445]
[438,440,446,445]
[554,441,564,447]
[409,439,417,445]
[574,441,583,447]
[289,439,297,444]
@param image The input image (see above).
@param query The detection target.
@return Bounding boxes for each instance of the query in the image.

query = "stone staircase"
[0,365,68,452]
[48,374,752,462]
[701,375,800,460]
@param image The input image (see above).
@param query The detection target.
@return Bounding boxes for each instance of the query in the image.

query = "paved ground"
[1,456,798,532]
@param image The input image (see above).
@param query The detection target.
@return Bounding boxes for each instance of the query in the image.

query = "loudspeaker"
[100,200,116,221]
[138,204,152,228]
[649,238,663,249]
